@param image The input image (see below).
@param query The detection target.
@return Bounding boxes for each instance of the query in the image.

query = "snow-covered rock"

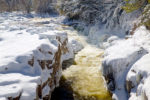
[126,26,150,99]
[68,39,83,53]
[0,12,74,100]
[102,26,150,100]
[127,53,150,100]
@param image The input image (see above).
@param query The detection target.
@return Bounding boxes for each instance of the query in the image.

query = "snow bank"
[127,53,150,100]
[102,26,150,100]
[0,12,74,100]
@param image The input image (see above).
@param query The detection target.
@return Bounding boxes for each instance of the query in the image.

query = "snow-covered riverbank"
[0,12,76,100]
[0,12,112,100]
[102,26,150,100]
[1,2,150,99]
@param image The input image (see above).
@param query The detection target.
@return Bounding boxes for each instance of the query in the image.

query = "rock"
[0,32,70,100]
[107,36,119,43]
[127,53,150,100]
[106,73,115,91]
[0,13,73,100]
[68,39,83,54]
[102,26,150,100]
[126,80,134,94]
[62,58,74,70]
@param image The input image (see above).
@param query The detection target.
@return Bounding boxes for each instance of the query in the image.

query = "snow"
[0,12,77,99]
[102,26,150,100]
[0,73,40,99]
[0,30,51,67]
[68,38,83,53]
[0,7,149,100]
[63,0,142,47]
[127,53,150,100]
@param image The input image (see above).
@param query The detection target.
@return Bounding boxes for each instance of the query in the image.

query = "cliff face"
[0,12,74,100]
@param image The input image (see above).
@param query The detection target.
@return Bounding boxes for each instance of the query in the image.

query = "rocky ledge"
[0,12,74,100]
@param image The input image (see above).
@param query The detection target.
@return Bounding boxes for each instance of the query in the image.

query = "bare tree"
[5,0,12,11]
[1,0,56,13]
[20,0,32,13]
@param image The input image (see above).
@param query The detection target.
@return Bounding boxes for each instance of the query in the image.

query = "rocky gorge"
[0,0,150,100]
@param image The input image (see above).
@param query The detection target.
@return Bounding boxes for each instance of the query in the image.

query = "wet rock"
[105,73,115,91]
[126,80,134,94]
[51,77,74,100]
[62,58,74,70]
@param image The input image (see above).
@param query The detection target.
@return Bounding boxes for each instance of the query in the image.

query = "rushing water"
[52,25,112,100]
[28,15,111,100]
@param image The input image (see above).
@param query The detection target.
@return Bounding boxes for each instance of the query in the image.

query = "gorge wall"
[0,13,75,100]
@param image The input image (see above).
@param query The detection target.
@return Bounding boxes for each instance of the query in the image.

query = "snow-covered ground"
[0,12,83,100]
[102,26,150,100]
[1,9,149,100]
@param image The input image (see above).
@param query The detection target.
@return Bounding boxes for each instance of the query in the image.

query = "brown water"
[30,17,111,100]
[57,26,112,100]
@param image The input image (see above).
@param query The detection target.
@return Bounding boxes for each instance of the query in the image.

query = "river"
[51,23,112,100]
